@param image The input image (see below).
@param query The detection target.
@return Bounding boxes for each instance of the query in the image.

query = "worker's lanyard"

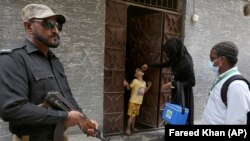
[210,68,237,91]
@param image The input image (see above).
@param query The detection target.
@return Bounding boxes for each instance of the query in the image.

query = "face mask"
[208,61,219,73]
[208,57,221,73]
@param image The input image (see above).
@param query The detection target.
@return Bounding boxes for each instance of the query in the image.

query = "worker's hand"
[64,111,83,127]
[161,82,173,89]
[141,64,148,71]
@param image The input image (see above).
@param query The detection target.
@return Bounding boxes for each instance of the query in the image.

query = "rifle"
[45,91,109,141]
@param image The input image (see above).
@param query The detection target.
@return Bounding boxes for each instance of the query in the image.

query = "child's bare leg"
[126,116,133,135]
[131,116,138,132]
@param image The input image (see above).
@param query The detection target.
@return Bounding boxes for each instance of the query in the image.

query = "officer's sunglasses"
[29,19,63,32]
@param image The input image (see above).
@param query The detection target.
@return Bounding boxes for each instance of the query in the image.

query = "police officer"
[0,4,98,141]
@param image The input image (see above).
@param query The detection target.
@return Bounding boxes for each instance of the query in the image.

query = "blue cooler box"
[162,103,189,125]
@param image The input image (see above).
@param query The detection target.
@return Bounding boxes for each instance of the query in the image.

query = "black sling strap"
[220,75,250,124]
[221,75,250,107]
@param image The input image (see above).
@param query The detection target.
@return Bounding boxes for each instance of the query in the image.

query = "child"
[123,68,152,136]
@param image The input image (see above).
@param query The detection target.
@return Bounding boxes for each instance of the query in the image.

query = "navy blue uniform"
[0,39,81,140]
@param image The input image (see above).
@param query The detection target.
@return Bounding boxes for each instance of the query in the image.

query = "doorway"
[124,6,164,132]
[104,0,183,136]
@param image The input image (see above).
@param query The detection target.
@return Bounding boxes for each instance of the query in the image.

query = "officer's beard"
[34,32,59,48]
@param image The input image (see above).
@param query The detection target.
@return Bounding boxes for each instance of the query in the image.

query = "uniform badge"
[0,49,12,54]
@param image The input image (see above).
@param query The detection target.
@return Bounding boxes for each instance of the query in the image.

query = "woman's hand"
[161,82,173,89]
[141,64,148,71]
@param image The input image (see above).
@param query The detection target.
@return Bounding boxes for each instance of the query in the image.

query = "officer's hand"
[64,111,83,127]
[81,119,99,137]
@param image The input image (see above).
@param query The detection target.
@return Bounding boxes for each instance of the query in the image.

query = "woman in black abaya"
[142,37,195,124]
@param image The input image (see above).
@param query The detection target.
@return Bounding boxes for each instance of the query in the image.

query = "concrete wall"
[183,0,250,123]
[0,0,104,140]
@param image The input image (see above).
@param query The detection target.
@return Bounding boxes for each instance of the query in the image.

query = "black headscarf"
[163,37,193,74]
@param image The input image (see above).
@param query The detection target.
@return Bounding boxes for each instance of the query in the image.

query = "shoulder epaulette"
[0,49,13,55]
[0,45,25,55]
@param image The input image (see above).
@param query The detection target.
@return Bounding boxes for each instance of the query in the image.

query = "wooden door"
[104,0,127,135]
[158,12,182,127]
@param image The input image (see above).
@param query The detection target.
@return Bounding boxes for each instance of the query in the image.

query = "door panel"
[104,0,127,135]
[158,12,182,127]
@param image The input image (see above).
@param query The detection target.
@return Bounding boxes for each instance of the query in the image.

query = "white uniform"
[202,67,250,124]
